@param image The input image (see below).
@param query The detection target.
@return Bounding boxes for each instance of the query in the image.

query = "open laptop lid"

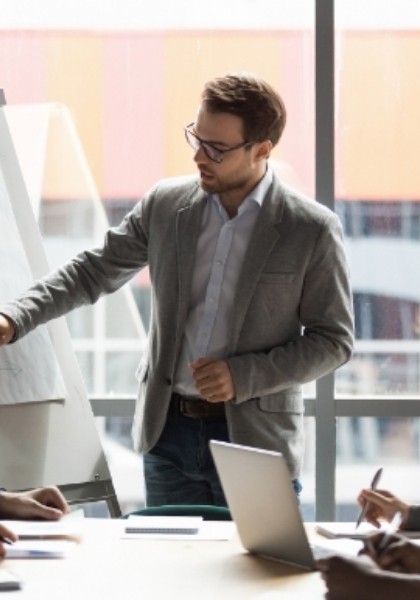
[210,440,317,570]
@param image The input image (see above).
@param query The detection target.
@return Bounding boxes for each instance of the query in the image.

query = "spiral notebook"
[124,515,202,535]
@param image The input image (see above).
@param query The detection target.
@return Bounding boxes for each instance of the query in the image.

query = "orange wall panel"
[337,32,420,200]
[46,34,104,194]
[103,35,165,198]
[163,32,285,178]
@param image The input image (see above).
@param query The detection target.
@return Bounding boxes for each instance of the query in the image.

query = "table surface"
[0,519,347,600]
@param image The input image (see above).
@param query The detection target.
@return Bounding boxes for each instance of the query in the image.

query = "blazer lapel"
[228,188,284,351]
[175,189,207,332]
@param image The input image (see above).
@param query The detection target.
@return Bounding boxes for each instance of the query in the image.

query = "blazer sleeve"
[0,200,149,341]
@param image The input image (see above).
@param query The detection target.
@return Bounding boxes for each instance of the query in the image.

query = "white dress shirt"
[173,167,273,396]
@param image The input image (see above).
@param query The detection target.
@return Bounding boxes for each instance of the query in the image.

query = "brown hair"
[201,72,286,147]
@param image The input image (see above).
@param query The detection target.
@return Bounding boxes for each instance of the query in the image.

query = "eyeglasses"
[184,122,253,164]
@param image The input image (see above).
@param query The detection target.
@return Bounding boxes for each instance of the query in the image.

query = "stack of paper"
[1,515,84,542]
[1,510,84,559]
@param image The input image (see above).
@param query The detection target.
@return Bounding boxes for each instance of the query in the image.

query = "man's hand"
[0,314,15,346]
[190,357,235,403]
[0,486,69,521]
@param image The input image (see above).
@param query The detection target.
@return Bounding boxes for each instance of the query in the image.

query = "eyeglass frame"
[184,122,254,164]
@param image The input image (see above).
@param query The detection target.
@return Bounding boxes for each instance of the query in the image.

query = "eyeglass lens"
[185,127,223,163]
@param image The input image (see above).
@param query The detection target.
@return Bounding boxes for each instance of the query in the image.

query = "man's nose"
[193,144,208,163]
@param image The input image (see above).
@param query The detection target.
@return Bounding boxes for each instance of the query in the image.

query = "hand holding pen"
[357,486,410,529]
[355,466,383,529]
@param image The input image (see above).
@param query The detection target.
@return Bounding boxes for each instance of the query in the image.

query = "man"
[319,486,420,598]
[0,72,354,506]
[0,487,69,557]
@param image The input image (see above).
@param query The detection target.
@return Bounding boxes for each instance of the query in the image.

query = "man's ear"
[254,140,273,160]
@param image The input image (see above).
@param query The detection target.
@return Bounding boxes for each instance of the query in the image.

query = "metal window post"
[315,0,336,521]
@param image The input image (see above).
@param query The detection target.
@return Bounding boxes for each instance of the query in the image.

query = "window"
[1,0,419,517]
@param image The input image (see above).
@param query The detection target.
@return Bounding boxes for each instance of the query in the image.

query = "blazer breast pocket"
[259,272,295,285]
[255,272,297,319]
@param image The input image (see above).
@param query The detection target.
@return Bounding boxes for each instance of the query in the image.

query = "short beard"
[199,174,250,196]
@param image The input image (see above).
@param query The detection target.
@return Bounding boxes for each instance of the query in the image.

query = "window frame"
[88,0,420,520]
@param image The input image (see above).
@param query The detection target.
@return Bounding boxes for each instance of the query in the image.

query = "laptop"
[210,440,338,570]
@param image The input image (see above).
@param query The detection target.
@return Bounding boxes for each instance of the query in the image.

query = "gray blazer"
[3,173,354,478]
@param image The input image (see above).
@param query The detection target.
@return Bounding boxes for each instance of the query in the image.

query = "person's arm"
[357,488,411,528]
[0,199,149,345]
[318,555,420,600]
[0,487,69,521]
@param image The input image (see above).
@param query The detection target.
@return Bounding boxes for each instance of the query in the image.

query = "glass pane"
[1,1,315,510]
[301,417,316,520]
[98,416,145,514]
[336,417,420,521]
[5,103,146,398]
[0,0,315,401]
[335,1,420,398]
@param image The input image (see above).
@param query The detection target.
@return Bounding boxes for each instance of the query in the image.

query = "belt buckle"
[175,394,225,419]
[180,397,202,418]
[179,397,190,417]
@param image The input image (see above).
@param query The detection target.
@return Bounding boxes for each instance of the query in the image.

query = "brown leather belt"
[171,392,226,420]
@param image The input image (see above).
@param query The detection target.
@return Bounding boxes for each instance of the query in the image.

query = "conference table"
[0,518,354,599]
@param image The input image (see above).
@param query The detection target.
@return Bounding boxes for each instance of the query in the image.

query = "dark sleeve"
[403,505,420,531]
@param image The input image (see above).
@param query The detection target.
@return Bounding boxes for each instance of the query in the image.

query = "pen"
[355,466,383,529]
[375,510,403,557]
[0,536,13,546]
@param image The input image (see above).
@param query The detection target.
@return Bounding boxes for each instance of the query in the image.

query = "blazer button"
[165,378,172,385]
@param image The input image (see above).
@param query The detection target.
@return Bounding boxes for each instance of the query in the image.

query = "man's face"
[191,104,263,198]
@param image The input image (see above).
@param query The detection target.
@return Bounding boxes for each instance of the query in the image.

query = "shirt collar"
[246,164,273,208]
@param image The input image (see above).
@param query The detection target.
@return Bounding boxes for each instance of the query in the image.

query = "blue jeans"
[143,411,230,506]
[143,409,302,507]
